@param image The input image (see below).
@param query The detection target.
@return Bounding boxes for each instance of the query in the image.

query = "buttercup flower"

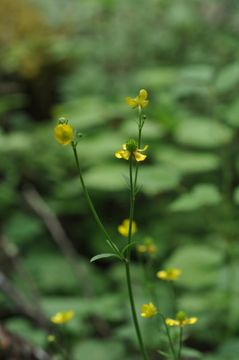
[137,237,157,255]
[118,219,137,237]
[126,89,149,109]
[115,139,148,162]
[141,302,157,318]
[166,311,198,327]
[54,121,74,145]
[50,310,74,324]
[156,268,181,281]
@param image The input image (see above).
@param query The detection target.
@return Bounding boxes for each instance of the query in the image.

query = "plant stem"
[158,313,177,360]
[133,107,144,199]
[178,327,183,360]
[125,261,148,360]
[125,155,148,360]
[71,144,121,256]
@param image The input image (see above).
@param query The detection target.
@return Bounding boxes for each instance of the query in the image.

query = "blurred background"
[1,0,239,359]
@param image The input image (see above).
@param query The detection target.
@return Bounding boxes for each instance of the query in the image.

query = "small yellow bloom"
[141,302,157,318]
[118,219,137,237]
[47,334,56,342]
[166,311,198,327]
[54,123,74,145]
[156,268,181,281]
[137,237,157,255]
[125,89,149,109]
[137,244,157,254]
[115,140,148,162]
[50,310,74,324]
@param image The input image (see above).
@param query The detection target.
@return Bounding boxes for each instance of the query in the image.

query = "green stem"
[158,313,177,360]
[178,327,183,360]
[125,261,148,360]
[125,155,148,360]
[133,107,144,199]
[71,144,121,256]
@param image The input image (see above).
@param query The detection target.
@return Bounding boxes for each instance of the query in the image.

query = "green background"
[1,0,239,358]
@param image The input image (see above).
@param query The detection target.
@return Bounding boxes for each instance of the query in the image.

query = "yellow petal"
[115,150,130,160]
[156,270,167,280]
[121,150,130,160]
[125,97,138,108]
[118,225,128,237]
[115,150,124,159]
[139,89,148,100]
[139,145,149,151]
[183,317,198,325]
[122,144,127,150]
[51,310,74,324]
[118,219,137,237]
[165,318,180,326]
[134,151,147,162]
[141,100,149,108]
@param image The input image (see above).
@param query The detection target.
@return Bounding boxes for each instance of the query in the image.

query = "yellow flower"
[50,310,74,324]
[126,89,149,109]
[54,123,74,145]
[156,268,181,281]
[118,219,137,237]
[115,139,148,162]
[166,311,198,327]
[141,302,157,318]
[137,237,157,255]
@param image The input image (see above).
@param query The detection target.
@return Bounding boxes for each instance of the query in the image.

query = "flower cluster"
[53,88,200,360]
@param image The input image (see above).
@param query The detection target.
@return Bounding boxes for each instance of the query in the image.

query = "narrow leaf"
[90,253,120,263]
[106,239,120,253]
[121,241,137,255]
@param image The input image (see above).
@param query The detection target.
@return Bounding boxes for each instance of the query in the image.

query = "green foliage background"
[1,0,239,358]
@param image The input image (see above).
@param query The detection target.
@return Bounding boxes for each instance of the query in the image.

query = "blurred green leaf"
[156,146,220,174]
[174,118,233,148]
[140,165,181,195]
[170,184,221,211]
[165,244,223,289]
[215,63,239,93]
[73,340,125,360]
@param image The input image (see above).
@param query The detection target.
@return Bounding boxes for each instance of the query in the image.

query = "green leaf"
[170,184,221,212]
[140,165,181,195]
[155,146,220,174]
[215,63,239,93]
[182,347,203,359]
[165,244,223,289]
[84,164,127,191]
[174,118,233,148]
[224,100,239,127]
[135,67,178,89]
[157,349,171,358]
[90,253,121,263]
[73,340,125,360]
